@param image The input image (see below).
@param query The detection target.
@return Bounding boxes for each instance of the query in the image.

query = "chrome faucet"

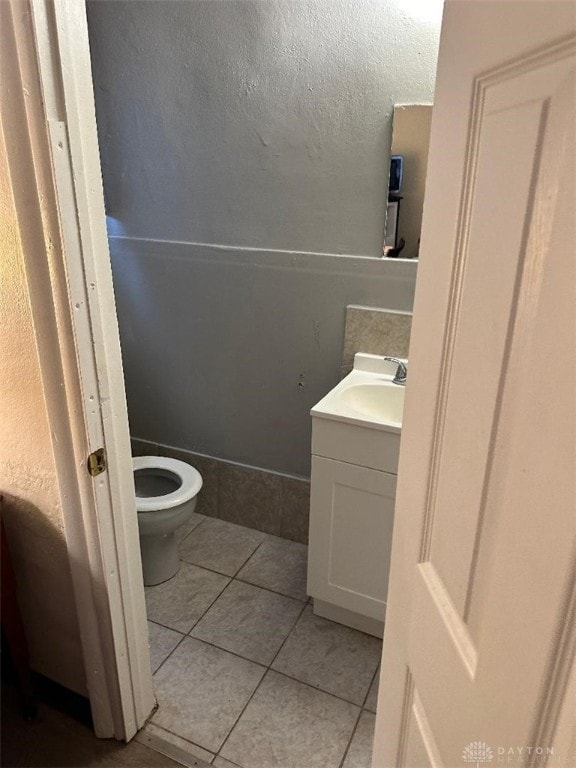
[383,357,407,386]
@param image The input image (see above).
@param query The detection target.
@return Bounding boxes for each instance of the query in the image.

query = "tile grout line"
[148,565,306,637]
[148,562,232,677]
[214,598,310,762]
[179,520,268,579]
[179,515,208,543]
[211,583,378,755]
[146,517,379,766]
[192,596,310,675]
[211,664,265,762]
[270,668,368,709]
[147,534,306,682]
[178,536,273,640]
[150,621,376,764]
[266,601,380,709]
[184,571,234,637]
[150,576,307,680]
[337,665,381,768]
[179,545,308,603]
[234,573,307,603]
[151,631,189,677]
[267,599,309,670]
[337,707,364,768]
[362,664,380,711]
[213,668,367,765]
[161,625,371,712]
[148,618,187,636]
[150,583,378,711]
[230,535,269,576]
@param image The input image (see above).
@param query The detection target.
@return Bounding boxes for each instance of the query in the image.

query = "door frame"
[17,0,575,755]
[8,0,155,739]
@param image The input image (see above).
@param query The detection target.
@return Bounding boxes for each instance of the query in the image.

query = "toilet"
[133,455,203,586]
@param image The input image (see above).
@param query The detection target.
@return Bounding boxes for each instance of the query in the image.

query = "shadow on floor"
[1,682,178,768]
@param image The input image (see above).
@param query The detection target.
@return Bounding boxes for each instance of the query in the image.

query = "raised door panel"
[428,55,574,616]
[403,687,443,768]
[405,51,575,768]
[308,456,396,621]
[375,3,576,765]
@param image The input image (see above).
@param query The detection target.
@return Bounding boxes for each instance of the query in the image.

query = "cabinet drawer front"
[307,456,397,622]
[312,417,401,474]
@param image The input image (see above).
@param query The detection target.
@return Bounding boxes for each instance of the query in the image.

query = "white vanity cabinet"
[307,457,396,637]
[306,353,405,638]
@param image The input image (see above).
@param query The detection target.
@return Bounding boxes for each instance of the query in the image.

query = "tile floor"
[145,513,381,768]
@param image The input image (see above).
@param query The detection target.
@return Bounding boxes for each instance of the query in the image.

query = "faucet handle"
[383,356,407,385]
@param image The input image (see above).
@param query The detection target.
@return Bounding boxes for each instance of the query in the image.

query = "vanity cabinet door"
[307,456,397,624]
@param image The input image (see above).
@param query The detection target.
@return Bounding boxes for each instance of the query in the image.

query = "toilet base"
[139,532,181,586]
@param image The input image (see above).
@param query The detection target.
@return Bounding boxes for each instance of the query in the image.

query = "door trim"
[7,0,155,739]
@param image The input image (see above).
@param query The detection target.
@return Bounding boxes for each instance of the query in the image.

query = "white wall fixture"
[307,354,406,637]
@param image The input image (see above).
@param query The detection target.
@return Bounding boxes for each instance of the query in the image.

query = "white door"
[374,3,575,767]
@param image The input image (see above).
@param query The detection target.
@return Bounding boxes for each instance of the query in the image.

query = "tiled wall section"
[341,305,412,376]
[131,439,310,545]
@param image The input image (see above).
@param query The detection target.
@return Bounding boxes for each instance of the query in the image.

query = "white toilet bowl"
[133,455,203,586]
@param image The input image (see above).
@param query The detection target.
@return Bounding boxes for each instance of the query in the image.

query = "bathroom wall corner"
[279,476,311,545]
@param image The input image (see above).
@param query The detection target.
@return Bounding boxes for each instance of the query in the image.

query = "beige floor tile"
[271,605,382,705]
[152,637,265,753]
[147,621,183,672]
[342,711,376,768]
[213,758,242,768]
[145,562,229,633]
[190,580,303,664]
[180,517,267,576]
[364,667,380,712]
[175,511,206,542]
[220,670,359,768]
[236,536,308,601]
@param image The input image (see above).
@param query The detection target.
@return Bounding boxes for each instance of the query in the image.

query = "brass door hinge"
[87,448,106,477]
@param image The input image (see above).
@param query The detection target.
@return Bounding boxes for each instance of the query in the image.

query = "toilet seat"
[133,456,203,512]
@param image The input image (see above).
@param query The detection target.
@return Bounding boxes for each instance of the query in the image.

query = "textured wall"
[87,0,441,476]
[110,238,416,476]
[87,0,441,255]
[0,120,86,694]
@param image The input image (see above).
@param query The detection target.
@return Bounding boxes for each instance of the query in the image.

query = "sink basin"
[340,382,404,426]
[310,352,407,475]
[311,353,407,435]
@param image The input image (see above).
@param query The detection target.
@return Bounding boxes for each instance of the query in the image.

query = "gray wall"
[87,0,441,477]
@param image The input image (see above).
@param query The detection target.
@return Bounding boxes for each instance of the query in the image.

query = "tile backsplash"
[342,305,412,376]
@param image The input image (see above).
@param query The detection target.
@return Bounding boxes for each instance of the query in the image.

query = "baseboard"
[312,598,385,638]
